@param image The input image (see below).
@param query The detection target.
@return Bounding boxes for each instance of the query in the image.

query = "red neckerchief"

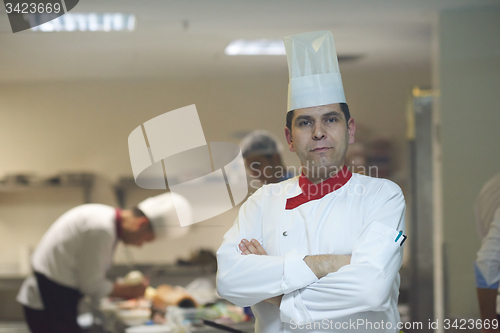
[285,165,352,210]
[115,208,123,240]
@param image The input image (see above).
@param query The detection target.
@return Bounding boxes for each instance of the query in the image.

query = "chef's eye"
[298,120,311,126]
[327,117,338,123]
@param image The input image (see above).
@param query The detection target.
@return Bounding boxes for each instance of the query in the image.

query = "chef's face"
[244,153,281,185]
[134,224,155,246]
[123,219,155,246]
[285,103,355,177]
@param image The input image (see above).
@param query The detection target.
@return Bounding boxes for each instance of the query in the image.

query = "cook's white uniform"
[217,169,406,332]
[17,204,117,309]
[474,173,500,313]
[476,208,500,289]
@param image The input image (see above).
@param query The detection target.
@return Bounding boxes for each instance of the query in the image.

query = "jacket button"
[283,231,288,236]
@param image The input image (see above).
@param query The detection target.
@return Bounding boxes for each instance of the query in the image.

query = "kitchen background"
[0,1,499,332]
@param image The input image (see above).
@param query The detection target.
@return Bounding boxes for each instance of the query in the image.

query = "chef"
[240,130,293,189]
[17,192,192,333]
[216,31,406,332]
[474,174,500,330]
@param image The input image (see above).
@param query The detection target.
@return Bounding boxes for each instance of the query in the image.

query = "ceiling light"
[225,39,285,55]
[29,13,136,32]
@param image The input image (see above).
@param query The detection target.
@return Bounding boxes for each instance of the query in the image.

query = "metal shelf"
[0,173,95,203]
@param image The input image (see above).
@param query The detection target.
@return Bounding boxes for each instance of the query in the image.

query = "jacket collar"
[286,165,352,210]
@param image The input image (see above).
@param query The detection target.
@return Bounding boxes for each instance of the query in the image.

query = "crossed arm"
[217,223,404,321]
[216,182,405,322]
[238,238,351,306]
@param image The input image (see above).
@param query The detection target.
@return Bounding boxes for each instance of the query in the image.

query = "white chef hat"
[138,192,192,239]
[240,130,283,158]
[284,30,346,112]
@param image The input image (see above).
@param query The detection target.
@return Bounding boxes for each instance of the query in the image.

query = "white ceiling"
[0,0,498,82]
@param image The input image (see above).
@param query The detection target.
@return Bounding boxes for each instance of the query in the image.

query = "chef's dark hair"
[132,207,147,218]
[286,103,350,132]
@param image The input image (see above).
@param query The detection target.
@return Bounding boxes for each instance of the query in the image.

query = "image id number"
[443,319,499,330]
[5,2,61,14]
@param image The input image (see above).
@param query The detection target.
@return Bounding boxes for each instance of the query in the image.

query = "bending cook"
[17,192,192,333]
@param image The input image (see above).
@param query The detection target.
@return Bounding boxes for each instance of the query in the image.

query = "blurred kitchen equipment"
[125,325,172,333]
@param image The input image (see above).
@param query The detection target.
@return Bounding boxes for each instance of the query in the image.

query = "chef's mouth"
[311,147,332,152]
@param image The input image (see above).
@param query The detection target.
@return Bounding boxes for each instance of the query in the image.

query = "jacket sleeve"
[280,181,406,323]
[216,187,318,307]
[75,227,114,302]
[475,208,500,287]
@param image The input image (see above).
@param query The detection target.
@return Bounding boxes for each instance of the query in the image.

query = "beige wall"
[0,66,430,272]
[438,8,500,319]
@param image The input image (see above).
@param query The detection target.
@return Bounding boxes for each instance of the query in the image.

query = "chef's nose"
[312,123,326,140]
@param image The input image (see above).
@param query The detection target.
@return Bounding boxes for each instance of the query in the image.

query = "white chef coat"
[17,204,117,310]
[217,168,406,333]
[473,174,500,313]
[475,174,500,240]
[476,208,500,288]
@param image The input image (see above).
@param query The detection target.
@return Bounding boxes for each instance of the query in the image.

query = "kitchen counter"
[97,305,255,333]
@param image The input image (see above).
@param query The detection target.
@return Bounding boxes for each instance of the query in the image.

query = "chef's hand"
[110,277,149,299]
[239,239,282,306]
[264,295,283,306]
[239,239,267,255]
[303,255,351,279]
